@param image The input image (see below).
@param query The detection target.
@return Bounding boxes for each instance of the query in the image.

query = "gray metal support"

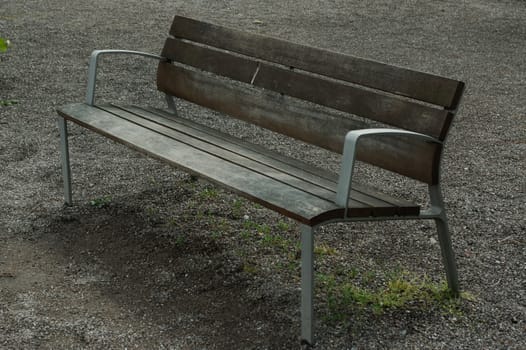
[429,185,459,296]
[336,128,441,217]
[85,50,165,105]
[300,224,315,346]
[58,117,72,205]
[165,94,178,115]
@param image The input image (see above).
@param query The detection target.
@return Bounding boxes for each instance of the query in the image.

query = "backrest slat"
[157,62,362,153]
[162,38,453,139]
[169,16,464,109]
[158,16,465,184]
[157,62,441,183]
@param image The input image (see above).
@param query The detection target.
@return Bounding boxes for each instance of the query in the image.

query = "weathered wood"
[57,103,420,223]
[135,105,423,213]
[162,38,452,139]
[102,104,411,215]
[169,16,464,109]
[157,62,442,184]
[157,62,358,153]
[116,104,419,215]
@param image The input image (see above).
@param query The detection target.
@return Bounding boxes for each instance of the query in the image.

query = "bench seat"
[58,102,420,226]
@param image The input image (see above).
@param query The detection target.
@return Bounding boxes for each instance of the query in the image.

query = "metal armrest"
[85,49,167,105]
[335,128,442,215]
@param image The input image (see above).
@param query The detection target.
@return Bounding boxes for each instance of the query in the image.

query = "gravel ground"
[1,0,525,349]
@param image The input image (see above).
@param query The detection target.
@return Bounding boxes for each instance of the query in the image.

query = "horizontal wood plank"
[57,103,421,222]
[169,16,464,109]
[114,104,419,215]
[58,103,339,224]
[157,62,359,153]
[157,62,442,183]
[162,38,452,139]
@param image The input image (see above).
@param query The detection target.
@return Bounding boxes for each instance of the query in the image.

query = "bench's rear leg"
[58,117,72,205]
[429,185,459,296]
[301,224,315,346]
[165,94,178,115]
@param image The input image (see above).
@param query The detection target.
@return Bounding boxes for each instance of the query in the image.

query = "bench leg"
[429,185,459,296]
[165,94,178,115]
[300,224,315,346]
[58,117,72,205]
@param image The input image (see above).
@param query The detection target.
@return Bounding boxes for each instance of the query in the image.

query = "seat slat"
[141,107,426,211]
[157,62,442,184]
[162,38,452,139]
[115,104,417,215]
[57,103,421,222]
[58,103,339,224]
[169,16,464,109]
[101,104,410,217]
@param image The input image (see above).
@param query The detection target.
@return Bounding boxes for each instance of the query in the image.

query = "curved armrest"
[335,128,442,215]
[86,50,167,105]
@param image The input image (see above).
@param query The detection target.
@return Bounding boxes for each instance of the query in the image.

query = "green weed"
[319,269,469,322]
[199,187,219,200]
[89,196,112,208]
[0,100,17,106]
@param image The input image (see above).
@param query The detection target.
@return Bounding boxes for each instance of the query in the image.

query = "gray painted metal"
[85,50,165,106]
[335,128,442,217]
[301,224,315,346]
[429,184,459,295]
[58,117,72,204]
[164,94,178,115]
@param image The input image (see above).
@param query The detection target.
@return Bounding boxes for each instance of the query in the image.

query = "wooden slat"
[58,103,338,224]
[103,105,409,217]
[57,103,419,223]
[113,104,418,216]
[169,16,465,109]
[157,62,442,184]
[162,38,452,139]
[58,104,419,221]
[143,107,426,210]
[133,105,420,215]
[157,62,358,153]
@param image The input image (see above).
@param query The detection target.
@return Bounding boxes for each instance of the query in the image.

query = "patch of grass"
[242,262,258,274]
[210,231,222,240]
[277,220,291,232]
[174,235,186,246]
[231,199,245,218]
[144,205,158,217]
[199,187,219,200]
[256,223,272,236]
[261,233,290,249]
[89,196,112,208]
[0,37,9,52]
[319,269,470,322]
[240,230,251,240]
[243,219,258,230]
[314,244,337,257]
[1,99,18,106]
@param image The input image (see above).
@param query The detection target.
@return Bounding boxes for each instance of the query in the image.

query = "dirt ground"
[1,0,525,349]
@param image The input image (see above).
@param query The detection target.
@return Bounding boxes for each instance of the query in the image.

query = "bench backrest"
[157,16,464,184]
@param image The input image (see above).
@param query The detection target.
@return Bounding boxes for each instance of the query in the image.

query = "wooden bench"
[57,15,465,346]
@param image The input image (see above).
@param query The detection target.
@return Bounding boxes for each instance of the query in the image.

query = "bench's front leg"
[301,224,315,346]
[58,117,72,205]
[429,185,459,296]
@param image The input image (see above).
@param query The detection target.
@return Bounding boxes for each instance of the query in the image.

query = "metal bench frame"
[58,29,462,346]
